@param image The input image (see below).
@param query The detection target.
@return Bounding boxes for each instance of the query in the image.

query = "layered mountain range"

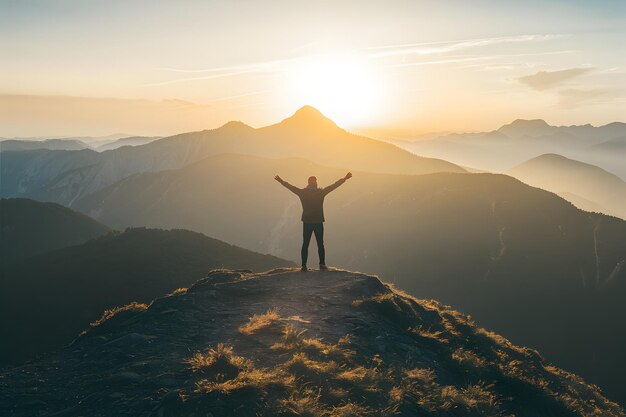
[388,119,626,219]
[1,107,625,403]
[0,106,462,205]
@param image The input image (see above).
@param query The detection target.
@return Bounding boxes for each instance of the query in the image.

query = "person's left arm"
[323,172,352,194]
[275,175,302,195]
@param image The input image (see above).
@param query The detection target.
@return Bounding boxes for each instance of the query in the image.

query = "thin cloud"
[363,34,565,58]
[145,34,567,87]
[519,67,593,91]
[388,50,577,69]
[388,56,488,68]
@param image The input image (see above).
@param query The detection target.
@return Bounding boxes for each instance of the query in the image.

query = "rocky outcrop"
[1,268,622,416]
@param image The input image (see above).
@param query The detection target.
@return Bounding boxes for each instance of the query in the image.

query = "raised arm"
[274,175,301,195]
[323,172,352,195]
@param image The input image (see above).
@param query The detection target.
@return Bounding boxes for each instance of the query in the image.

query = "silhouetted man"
[275,172,352,271]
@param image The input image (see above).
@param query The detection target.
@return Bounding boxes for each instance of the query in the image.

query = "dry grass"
[452,348,488,369]
[282,324,309,346]
[277,387,325,417]
[410,325,446,342]
[90,301,148,327]
[441,383,499,411]
[328,402,374,417]
[272,324,329,351]
[476,327,526,355]
[185,343,251,379]
[404,368,436,384]
[239,307,281,335]
[336,366,380,384]
[285,352,341,380]
[195,367,294,394]
[337,335,352,346]
[351,292,394,307]
[165,287,187,297]
[180,278,624,417]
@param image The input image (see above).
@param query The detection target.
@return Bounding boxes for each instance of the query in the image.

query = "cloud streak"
[362,34,565,58]
[518,67,593,91]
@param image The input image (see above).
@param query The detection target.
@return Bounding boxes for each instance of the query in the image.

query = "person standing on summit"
[275,172,352,271]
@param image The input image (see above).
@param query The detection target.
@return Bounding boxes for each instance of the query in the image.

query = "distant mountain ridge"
[0,138,90,152]
[0,268,622,417]
[391,118,626,178]
[0,135,161,152]
[0,106,464,206]
[96,135,161,151]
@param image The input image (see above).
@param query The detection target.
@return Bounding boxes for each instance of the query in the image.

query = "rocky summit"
[1,268,622,417]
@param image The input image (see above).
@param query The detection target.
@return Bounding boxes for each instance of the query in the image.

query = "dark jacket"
[280,178,346,223]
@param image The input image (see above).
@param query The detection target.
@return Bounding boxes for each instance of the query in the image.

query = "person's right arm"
[323,172,352,194]
[274,175,301,195]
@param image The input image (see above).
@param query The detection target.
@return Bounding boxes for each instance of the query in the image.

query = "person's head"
[307,175,318,187]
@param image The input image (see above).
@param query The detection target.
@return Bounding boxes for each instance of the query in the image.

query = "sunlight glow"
[284,57,383,127]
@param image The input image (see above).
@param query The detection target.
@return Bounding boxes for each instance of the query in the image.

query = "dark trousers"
[302,222,325,266]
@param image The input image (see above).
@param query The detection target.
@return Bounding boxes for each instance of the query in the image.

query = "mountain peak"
[219,120,254,131]
[498,119,554,138]
[3,267,621,416]
[280,105,339,130]
[509,118,550,127]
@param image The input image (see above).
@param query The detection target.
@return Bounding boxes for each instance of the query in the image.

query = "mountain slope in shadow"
[0,198,110,264]
[0,228,294,365]
[0,268,621,417]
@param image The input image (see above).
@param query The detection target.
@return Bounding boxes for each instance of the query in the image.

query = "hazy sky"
[1,0,625,137]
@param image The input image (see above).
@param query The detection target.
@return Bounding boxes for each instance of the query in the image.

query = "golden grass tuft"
[452,348,488,369]
[284,352,341,378]
[271,324,324,350]
[239,307,281,335]
[440,383,499,411]
[185,343,251,379]
[337,334,352,346]
[166,287,188,296]
[282,324,308,345]
[336,366,380,384]
[410,325,446,343]
[90,301,148,327]
[404,368,436,384]
[195,367,294,394]
[277,387,325,417]
[351,292,394,307]
[328,402,374,417]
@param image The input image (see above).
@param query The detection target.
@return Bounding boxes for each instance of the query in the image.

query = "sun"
[284,57,382,127]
